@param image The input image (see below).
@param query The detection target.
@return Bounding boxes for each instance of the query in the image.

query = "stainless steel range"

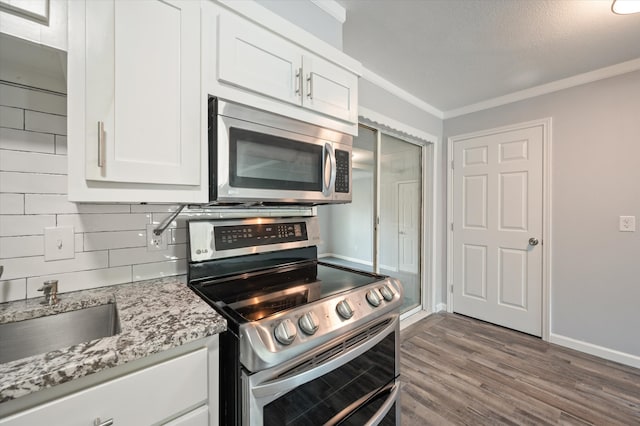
[187,216,403,426]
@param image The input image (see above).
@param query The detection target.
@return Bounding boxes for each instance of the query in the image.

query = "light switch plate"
[44,226,75,261]
[619,216,636,232]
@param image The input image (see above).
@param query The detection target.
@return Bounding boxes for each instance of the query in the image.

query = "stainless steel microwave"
[208,97,352,205]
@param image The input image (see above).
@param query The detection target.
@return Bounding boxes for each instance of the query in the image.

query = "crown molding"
[310,0,346,23]
[444,57,640,119]
[359,106,438,144]
[361,67,444,120]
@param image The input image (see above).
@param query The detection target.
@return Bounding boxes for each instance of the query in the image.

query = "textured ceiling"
[338,0,640,112]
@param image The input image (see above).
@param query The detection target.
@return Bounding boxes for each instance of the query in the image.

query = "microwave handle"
[322,143,336,197]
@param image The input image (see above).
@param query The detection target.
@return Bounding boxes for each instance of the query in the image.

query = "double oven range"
[187,216,403,425]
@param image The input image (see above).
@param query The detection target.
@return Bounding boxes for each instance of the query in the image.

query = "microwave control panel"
[335,149,350,193]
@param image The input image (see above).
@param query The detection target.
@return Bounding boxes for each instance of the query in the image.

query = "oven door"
[242,315,400,426]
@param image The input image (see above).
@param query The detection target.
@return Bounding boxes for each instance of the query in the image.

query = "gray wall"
[443,70,640,356]
[259,0,342,49]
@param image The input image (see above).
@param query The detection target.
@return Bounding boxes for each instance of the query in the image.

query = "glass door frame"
[359,123,433,319]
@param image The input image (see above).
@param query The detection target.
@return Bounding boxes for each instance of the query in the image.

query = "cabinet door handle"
[307,74,313,100]
[97,121,105,168]
[93,418,113,426]
[295,68,302,97]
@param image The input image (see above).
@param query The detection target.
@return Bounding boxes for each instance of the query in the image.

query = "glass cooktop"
[191,262,383,323]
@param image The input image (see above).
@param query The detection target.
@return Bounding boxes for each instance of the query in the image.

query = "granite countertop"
[0,276,226,403]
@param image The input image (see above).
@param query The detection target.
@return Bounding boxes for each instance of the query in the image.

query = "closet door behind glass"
[379,133,422,313]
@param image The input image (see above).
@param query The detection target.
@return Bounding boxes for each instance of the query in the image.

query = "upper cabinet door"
[217,12,302,107]
[302,55,358,124]
[84,0,200,185]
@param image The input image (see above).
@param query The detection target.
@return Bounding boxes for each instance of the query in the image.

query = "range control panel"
[214,222,308,250]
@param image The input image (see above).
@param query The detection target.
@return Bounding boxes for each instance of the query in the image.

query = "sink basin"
[0,304,121,364]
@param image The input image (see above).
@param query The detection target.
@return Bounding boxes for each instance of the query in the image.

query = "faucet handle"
[38,280,59,305]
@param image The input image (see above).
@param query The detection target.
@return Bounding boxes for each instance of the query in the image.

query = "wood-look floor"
[399,313,640,425]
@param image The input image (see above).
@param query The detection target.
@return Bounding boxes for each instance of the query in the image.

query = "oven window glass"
[230,128,323,191]
[262,331,396,425]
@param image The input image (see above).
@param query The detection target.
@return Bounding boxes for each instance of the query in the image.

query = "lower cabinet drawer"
[163,405,209,426]
[0,349,208,426]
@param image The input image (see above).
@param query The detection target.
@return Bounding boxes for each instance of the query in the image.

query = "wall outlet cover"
[44,226,75,261]
[619,216,636,232]
[146,224,169,251]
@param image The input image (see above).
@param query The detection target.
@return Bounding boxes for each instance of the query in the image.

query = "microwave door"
[215,115,334,204]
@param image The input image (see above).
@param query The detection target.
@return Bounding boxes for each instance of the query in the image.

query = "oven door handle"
[322,381,399,426]
[251,315,398,400]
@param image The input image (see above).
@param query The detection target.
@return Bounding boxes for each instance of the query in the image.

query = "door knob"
[528,238,539,246]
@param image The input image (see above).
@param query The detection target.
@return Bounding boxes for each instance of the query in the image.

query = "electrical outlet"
[619,216,636,232]
[44,226,75,261]
[146,224,168,251]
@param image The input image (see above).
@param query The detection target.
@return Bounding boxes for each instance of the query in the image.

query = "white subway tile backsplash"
[0,214,55,237]
[0,193,24,214]
[1,251,109,281]
[133,259,186,281]
[75,233,83,252]
[0,127,55,153]
[0,83,66,115]
[0,235,43,258]
[25,194,130,214]
[0,171,67,194]
[24,110,66,135]
[0,149,67,174]
[0,106,24,129]
[26,266,132,297]
[171,227,187,244]
[84,230,146,251]
[0,279,26,303]
[109,243,187,267]
[130,204,181,213]
[55,135,67,154]
[57,213,151,233]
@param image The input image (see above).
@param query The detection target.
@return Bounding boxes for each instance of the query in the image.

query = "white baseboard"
[435,303,447,312]
[318,253,373,266]
[549,333,640,369]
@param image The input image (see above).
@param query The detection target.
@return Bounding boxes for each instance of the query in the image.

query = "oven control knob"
[298,312,319,335]
[380,285,394,301]
[366,289,382,307]
[336,300,354,319]
[274,319,297,345]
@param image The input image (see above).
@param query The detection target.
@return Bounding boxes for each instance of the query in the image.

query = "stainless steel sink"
[0,304,121,364]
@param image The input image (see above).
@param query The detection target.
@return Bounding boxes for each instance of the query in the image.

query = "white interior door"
[398,180,419,273]
[452,124,543,336]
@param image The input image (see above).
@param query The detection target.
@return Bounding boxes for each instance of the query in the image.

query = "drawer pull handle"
[97,121,105,168]
[94,418,113,426]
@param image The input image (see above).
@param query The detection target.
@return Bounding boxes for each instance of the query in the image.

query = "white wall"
[259,0,342,49]
[443,70,640,357]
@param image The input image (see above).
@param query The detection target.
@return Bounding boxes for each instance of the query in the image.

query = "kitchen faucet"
[38,280,59,305]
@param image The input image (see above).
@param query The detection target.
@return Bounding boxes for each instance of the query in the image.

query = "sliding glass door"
[318,125,426,314]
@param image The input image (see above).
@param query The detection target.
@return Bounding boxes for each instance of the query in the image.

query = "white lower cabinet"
[0,345,217,426]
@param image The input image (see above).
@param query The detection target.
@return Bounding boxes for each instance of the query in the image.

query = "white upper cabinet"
[302,54,358,124]
[0,0,67,51]
[218,12,302,107]
[206,1,361,135]
[68,0,207,203]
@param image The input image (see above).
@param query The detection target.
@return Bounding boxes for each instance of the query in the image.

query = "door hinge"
[450,222,454,231]
[450,285,453,293]
[451,160,454,170]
